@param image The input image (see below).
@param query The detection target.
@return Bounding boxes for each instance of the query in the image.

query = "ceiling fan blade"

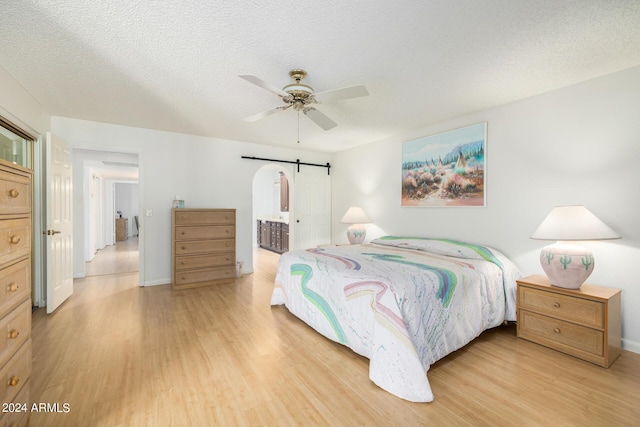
[304,107,337,130]
[243,105,289,122]
[239,74,289,98]
[313,85,369,103]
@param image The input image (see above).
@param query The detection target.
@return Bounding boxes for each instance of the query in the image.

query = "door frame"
[73,144,144,285]
[31,136,43,306]
[251,163,295,254]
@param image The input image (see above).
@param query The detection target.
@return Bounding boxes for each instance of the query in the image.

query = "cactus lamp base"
[539,241,594,289]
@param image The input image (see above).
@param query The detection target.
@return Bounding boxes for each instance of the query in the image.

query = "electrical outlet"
[145,209,153,217]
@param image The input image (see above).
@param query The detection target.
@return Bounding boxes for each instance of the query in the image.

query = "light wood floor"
[85,237,139,277]
[31,248,640,426]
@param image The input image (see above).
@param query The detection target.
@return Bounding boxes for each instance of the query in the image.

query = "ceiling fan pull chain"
[297,111,300,144]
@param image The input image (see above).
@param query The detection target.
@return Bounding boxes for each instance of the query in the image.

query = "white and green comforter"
[271,236,522,402]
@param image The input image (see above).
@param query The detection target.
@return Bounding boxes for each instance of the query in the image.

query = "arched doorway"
[251,164,294,272]
[252,163,294,247]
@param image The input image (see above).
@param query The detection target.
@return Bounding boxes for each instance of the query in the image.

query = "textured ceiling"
[2,1,640,153]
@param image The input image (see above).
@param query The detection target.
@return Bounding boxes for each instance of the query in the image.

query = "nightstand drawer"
[518,285,604,329]
[518,309,604,356]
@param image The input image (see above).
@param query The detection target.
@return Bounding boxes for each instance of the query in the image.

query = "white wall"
[331,66,640,352]
[0,67,50,135]
[51,116,331,285]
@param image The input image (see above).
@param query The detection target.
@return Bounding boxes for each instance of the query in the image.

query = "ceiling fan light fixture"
[240,68,368,132]
[284,69,314,100]
[282,83,314,98]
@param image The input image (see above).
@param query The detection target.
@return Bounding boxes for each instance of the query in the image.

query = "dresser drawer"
[0,219,30,267]
[175,225,235,240]
[518,309,603,356]
[175,239,235,256]
[174,266,236,286]
[0,378,29,427]
[0,258,30,319]
[0,340,31,405]
[175,253,235,271]
[0,169,31,215]
[174,210,235,226]
[0,300,30,370]
[518,285,604,329]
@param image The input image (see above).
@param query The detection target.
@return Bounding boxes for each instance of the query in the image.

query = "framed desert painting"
[401,122,486,207]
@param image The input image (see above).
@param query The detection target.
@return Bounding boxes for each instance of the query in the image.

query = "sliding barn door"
[293,166,331,250]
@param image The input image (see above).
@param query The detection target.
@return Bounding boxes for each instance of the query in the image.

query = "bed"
[270,236,522,402]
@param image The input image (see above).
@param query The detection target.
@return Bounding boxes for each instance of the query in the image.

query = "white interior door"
[45,132,73,313]
[293,166,331,250]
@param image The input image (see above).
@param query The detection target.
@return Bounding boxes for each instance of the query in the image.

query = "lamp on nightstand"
[530,205,620,289]
[340,207,371,244]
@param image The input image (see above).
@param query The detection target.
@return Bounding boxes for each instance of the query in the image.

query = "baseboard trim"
[142,278,171,287]
[622,338,640,354]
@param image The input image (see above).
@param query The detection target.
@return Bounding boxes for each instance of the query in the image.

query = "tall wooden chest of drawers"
[171,208,236,290]
[517,275,621,368]
[0,160,32,426]
[115,217,128,241]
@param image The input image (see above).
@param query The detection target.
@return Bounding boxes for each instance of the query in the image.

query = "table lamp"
[340,207,371,244]
[530,205,620,289]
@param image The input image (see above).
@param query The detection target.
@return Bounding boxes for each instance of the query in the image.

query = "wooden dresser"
[517,275,621,367]
[0,160,32,427]
[115,217,128,241]
[171,208,236,290]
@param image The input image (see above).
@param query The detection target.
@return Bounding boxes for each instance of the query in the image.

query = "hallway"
[85,237,139,277]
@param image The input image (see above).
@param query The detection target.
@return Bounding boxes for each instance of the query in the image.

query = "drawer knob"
[8,330,19,339]
[8,376,19,387]
[181,246,186,250]
[10,235,21,244]
[9,189,19,198]
[553,328,561,334]
[7,283,18,292]
[553,302,560,308]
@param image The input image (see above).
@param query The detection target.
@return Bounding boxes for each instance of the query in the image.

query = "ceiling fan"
[240,69,368,131]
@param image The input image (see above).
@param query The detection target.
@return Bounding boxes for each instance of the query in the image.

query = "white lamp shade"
[340,207,371,224]
[531,205,620,241]
[531,205,619,289]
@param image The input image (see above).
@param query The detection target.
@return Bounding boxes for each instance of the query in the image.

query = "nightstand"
[516,275,621,367]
